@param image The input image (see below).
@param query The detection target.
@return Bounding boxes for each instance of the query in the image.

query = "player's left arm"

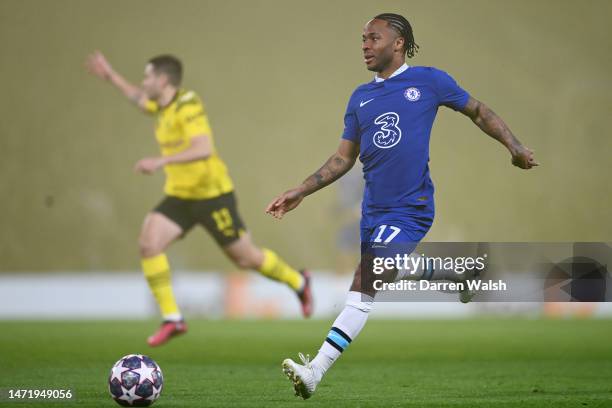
[135,98,213,174]
[134,136,211,175]
[460,96,539,169]
[160,136,212,165]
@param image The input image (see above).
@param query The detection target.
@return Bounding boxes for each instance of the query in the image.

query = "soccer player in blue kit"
[266,13,538,399]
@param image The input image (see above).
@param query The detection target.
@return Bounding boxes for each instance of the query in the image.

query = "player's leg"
[282,261,377,399]
[198,192,312,317]
[141,197,196,346]
[139,212,183,321]
[283,219,425,399]
[223,233,305,290]
[222,234,311,315]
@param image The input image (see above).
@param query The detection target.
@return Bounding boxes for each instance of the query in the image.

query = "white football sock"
[310,291,374,380]
[162,313,183,322]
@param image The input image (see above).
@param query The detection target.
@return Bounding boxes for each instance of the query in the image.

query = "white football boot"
[282,353,320,399]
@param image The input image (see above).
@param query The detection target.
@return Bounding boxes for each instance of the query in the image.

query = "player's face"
[142,64,165,100]
[362,19,402,72]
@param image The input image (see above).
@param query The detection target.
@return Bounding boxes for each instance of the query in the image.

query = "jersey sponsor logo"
[373,112,402,149]
[404,87,421,102]
[359,98,375,107]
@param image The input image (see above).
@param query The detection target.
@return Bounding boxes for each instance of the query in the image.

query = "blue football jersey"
[342,65,469,214]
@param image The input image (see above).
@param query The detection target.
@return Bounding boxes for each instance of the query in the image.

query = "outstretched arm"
[266,139,359,219]
[134,136,212,175]
[85,50,149,111]
[461,96,539,169]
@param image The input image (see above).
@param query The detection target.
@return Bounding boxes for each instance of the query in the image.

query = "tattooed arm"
[461,96,539,169]
[266,139,359,219]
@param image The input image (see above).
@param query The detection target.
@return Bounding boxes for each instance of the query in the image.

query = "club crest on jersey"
[404,87,421,102]
[373,112,402,149]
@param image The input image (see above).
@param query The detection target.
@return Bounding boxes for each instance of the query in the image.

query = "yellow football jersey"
[144,89,234,199]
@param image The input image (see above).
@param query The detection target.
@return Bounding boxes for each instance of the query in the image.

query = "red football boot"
[297,270,313,318]
[147,320,188,347]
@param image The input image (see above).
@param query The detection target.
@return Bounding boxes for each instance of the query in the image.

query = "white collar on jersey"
[374,63,409,82]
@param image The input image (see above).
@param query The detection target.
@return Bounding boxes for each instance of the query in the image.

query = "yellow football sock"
[258,248,304,291]
[141,253,181,320]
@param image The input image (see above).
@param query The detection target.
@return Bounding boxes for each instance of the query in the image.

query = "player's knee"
[224,240,262,270]
[231,253,259,270]
[139,237,163,258]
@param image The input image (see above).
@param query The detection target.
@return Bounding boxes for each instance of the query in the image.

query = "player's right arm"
[265,139,359,219]
[460,96,538,169]
[85,50,149,111]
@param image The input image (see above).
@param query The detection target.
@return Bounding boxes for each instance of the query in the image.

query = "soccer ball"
[108,354,163,406]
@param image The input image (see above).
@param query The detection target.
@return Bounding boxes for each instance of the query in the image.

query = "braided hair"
[373,13,419,58]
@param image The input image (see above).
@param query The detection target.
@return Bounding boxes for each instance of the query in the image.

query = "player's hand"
[265,188,305,219]
[134,157,165,175]
[85,50,115,81]
[511,145,539,169]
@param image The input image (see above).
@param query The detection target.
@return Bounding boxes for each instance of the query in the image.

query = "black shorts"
[153,192,246,246]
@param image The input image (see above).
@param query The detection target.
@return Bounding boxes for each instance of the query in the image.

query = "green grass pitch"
[1,318,611,407]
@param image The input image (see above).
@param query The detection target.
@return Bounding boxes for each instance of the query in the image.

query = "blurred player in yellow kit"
[86,51,312,346]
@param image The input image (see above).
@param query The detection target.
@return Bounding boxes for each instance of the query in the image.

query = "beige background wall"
[1,0,610,271]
